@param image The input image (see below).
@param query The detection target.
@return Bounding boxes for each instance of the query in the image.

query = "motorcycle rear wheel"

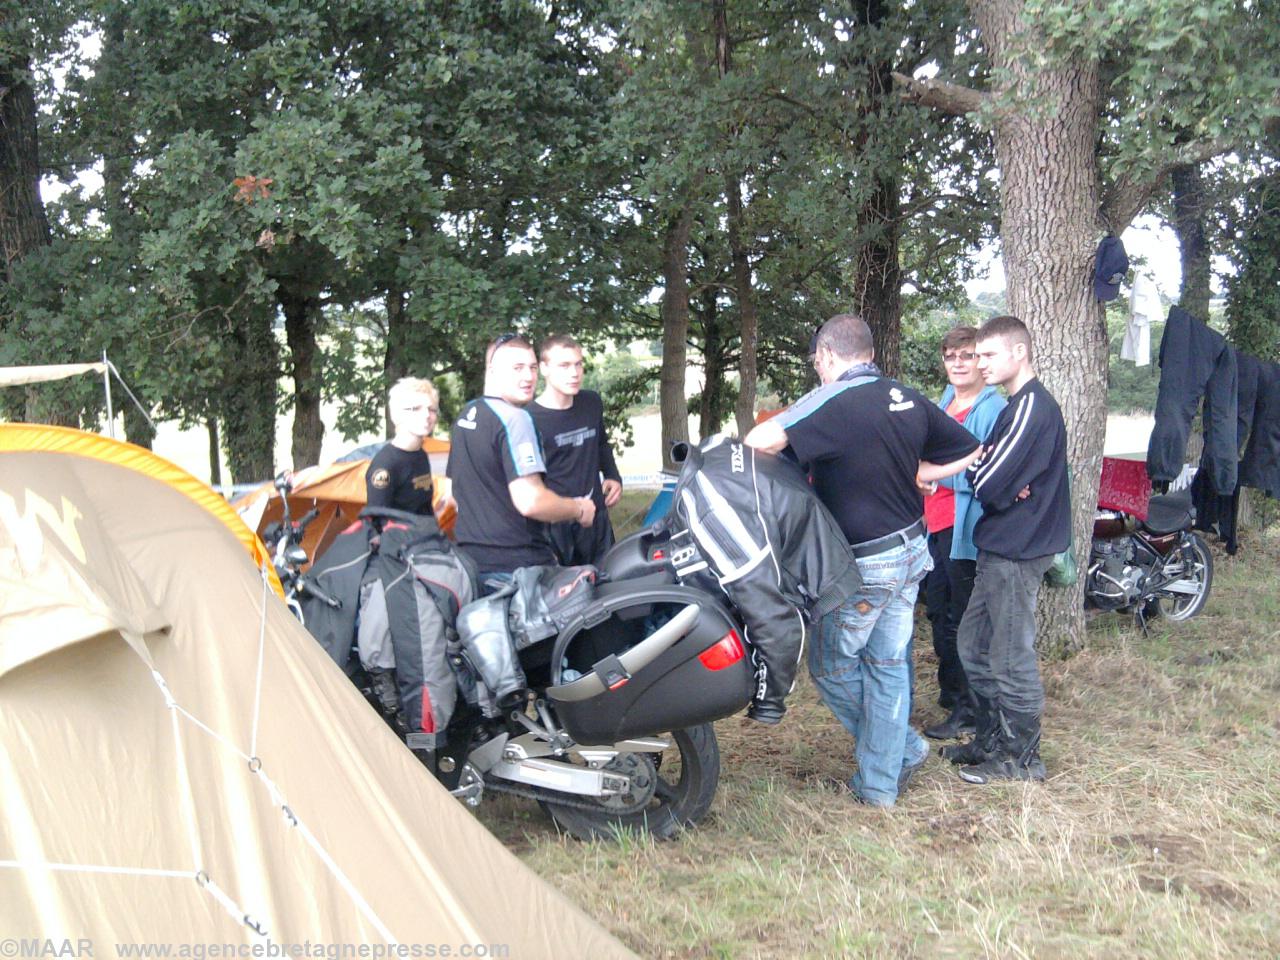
[539,724,720,841]
[1144,532,1214,622]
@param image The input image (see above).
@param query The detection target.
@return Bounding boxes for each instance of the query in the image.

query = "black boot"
[924,698,976,740]
[940,693,998,764]
[958,709,1046,784]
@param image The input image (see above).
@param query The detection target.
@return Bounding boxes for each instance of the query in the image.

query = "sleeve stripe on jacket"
[973,390,1034,495]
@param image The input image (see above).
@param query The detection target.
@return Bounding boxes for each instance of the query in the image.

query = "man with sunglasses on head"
[446,333,596,587]
[920,328,1006,741]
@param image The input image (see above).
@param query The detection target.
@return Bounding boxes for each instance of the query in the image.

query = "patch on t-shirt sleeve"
[515,441,539,472]
[369,468,391,489]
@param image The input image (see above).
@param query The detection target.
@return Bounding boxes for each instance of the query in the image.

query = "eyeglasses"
[943,351,977,363]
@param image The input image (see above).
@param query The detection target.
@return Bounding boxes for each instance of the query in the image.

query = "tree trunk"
[713,1,760,438]
[0,55,51,284]
[2,51,76,427]
[280,285,324,469]
[221,306,278,482]
[207,418,223,488]
[698,289,727,440]
[973,0,1104,658]
[1170,163,1212,320]
[726,183,760,438]
[383,285,408,436]
[852,174,903,378]
[659,207,694,470]
[850,0,903,378]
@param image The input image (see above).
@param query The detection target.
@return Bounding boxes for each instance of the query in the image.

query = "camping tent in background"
[233,437,455,561]
[0,425,632,956]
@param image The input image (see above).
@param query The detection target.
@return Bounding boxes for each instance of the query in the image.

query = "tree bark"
[383,285,408,436]
[221,305,278,482]
[2,51,77,426]
[697,288,728,439]
[280,285,324,468]
[851,0,903,379]
[659,207,694,470]
[713,1,760,438]
[1170,163,1212,320]
[208,418,223,488]
[972,0,1105,658]
[852,174,903,378]
[0,55,51,284]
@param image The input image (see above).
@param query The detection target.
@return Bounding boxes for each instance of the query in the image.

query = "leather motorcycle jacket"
[662,436,862,723]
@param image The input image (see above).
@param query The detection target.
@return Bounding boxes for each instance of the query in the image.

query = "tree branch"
[891,72,987,117]
[1100,135,1238,232]
[1101,96,1280,231]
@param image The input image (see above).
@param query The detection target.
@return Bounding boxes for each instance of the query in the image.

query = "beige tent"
[0,425,632,956]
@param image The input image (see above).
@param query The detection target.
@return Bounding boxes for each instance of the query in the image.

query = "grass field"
[480,497,1280,958]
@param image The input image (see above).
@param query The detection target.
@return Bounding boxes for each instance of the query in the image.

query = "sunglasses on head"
[493,332,520,348]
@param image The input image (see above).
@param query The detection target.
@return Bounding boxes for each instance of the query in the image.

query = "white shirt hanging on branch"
[1123,272,1162,367]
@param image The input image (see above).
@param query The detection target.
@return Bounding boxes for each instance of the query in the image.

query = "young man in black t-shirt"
[447,334,596,582]
[366,378,440,514]
[745,313,981,807]
[528,335,623,565]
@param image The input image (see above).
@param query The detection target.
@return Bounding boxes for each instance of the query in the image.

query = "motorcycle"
[261,472,342,621]
[1085,488,1214,625]
[289,500,756,841]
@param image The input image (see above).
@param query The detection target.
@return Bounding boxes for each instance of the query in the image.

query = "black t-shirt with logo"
[527,390,622,507]
[446,396,557,573]
[365,443,434,514]
[777,367,980,544]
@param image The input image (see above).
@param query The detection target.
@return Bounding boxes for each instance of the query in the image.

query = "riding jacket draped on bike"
[663,435,862,723]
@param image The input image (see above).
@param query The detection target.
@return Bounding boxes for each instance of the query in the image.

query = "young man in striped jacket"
[947,315,1071,784]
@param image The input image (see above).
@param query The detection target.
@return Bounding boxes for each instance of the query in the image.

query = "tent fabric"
[0,362,107,387]
[0,424,281,596]
[0,432,633,957]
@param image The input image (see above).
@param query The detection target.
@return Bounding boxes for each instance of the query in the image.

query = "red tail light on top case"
[698,629,745,671]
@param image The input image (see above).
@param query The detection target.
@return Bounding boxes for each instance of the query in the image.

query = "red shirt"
[924,402,973,534]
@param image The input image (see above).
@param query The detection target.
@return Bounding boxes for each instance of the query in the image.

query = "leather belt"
[851,518,926,559]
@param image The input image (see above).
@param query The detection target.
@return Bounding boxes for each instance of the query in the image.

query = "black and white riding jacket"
[663,436,862,722]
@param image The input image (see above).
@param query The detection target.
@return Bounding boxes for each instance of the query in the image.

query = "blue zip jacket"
[936,384,1006,561]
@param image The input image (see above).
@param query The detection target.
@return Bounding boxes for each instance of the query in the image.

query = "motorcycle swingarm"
[501,731,669,762]
[487,757,631,798]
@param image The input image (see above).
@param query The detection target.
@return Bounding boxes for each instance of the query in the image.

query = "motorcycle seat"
[1140,490,1194,536]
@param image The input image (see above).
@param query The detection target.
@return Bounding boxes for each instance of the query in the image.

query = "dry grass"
[486,503,1280,957]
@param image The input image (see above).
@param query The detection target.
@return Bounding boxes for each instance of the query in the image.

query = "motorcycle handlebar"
[295,507,320,533]
[298,577,342,609]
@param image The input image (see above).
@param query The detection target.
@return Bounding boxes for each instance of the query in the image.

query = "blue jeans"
[811,536,932,805]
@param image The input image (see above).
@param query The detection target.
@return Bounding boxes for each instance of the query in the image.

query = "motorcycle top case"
[545,582,754,745]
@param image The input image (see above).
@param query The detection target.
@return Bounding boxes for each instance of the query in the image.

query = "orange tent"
[233,438,454,565]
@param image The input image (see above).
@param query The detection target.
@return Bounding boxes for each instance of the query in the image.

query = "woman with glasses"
[921,327,1007,741]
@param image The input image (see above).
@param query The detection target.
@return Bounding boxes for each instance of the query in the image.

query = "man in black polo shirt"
[447,334,596,583]
[366,377,440,514]
[745,313,980,806]
[528,334,623,565]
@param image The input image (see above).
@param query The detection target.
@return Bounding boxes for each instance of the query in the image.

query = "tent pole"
[106,360,156,433]
[103,350,116,438]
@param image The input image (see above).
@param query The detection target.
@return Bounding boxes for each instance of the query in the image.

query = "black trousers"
[924,527,976,706]
[546,503,616,566]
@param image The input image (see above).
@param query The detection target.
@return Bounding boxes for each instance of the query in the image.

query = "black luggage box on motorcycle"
[545,583,754,746]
